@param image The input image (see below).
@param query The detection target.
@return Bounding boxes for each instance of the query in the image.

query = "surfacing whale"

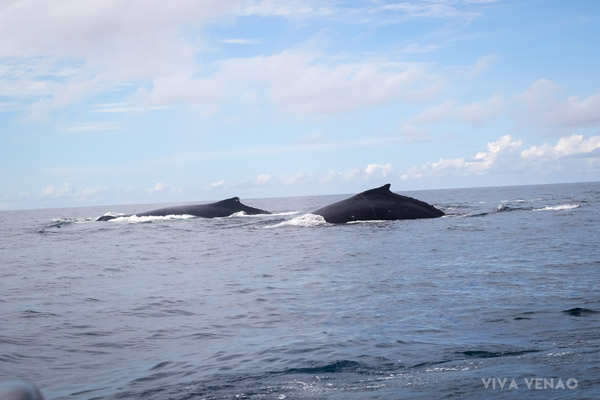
[97,197,271,221]
[312,184,444,223]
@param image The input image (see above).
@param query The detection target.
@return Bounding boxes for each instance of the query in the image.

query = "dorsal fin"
[217,197,240,204]
[361,184,392,196]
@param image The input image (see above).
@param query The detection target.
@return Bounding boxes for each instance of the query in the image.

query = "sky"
[1,0,599,210]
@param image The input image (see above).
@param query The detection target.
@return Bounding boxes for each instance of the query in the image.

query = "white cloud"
[283,170,309,186]
[210,180,226,189]
[238,0,335,18]
[365,163,392,178]
[519,79,560,108]
[518,79,600,131]
[0,1,333,117]
[0,1,227,65]
[0,0,522,123]
[131,72,225,112]
[413,94,504,126]
[399,123,431,143]
[252,163,391,190]
[0,1,443,119]
[376,1,485,19]
[401,135,523,180]
[403,95,504,138]
[223,133,566,194]
[0,58,65,102]
[400,79,599,140]
[146,134,403,166]
[401,133,600,181]
[255,174,272,184]
[6,47,440,120]
[0,1,222,118]
[487,134,523,153]
[261,51,439,115]
[136,49,440,116]
[28,77,102,120]
[521,134,600,159]
[471,54,497,74]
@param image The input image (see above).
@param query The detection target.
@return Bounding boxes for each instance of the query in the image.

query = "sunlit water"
[1,182,599,399]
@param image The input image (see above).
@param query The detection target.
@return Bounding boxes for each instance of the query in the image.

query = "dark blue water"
[1,182,599,399]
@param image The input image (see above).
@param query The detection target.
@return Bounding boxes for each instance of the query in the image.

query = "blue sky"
[1,0,599,210]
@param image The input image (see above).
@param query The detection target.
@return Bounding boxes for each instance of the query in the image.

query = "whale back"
[98,197,271,221]
[209,197,272,216]
[313,184,444,223]
[135,197,271,218]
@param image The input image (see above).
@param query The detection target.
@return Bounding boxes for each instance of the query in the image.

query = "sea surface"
[1,182,599,399]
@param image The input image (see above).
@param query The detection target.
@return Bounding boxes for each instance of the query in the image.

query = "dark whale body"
[313,184,444,223]
[97,197,271,221]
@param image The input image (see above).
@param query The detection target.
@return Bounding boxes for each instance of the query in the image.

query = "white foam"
[101,212,125,218]
[265,213,327,228]
[271,211,301,216]
[111,214,195,223]
[52,217,93,224]
[219,211,299,219]
[226,211,248,218]
[534,204,579,211]
[546,352,572,357]
[426,366,461,372]
[347,219,389,224]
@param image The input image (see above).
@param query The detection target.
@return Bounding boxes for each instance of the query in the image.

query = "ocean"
[1,182,599,399]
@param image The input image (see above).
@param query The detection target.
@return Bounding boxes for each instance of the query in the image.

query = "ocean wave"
[49,217,94,227]
[38,217,95,232]
[495,204,530,212]
[534,204,580,211]
[223,211,299,218]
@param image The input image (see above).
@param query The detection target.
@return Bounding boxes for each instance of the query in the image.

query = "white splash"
[347,219,389,224]
[220,211,299,218]
[265,214,327,228]
[51,217,93,224]
[110,214,195,223]
[534,204,580,211]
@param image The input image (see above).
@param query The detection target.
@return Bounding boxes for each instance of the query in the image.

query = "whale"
[97,197,271,221]
[312,184,444,223]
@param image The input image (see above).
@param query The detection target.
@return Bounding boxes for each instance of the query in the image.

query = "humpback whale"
[313,184,444,223]
[97,197,271,221]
